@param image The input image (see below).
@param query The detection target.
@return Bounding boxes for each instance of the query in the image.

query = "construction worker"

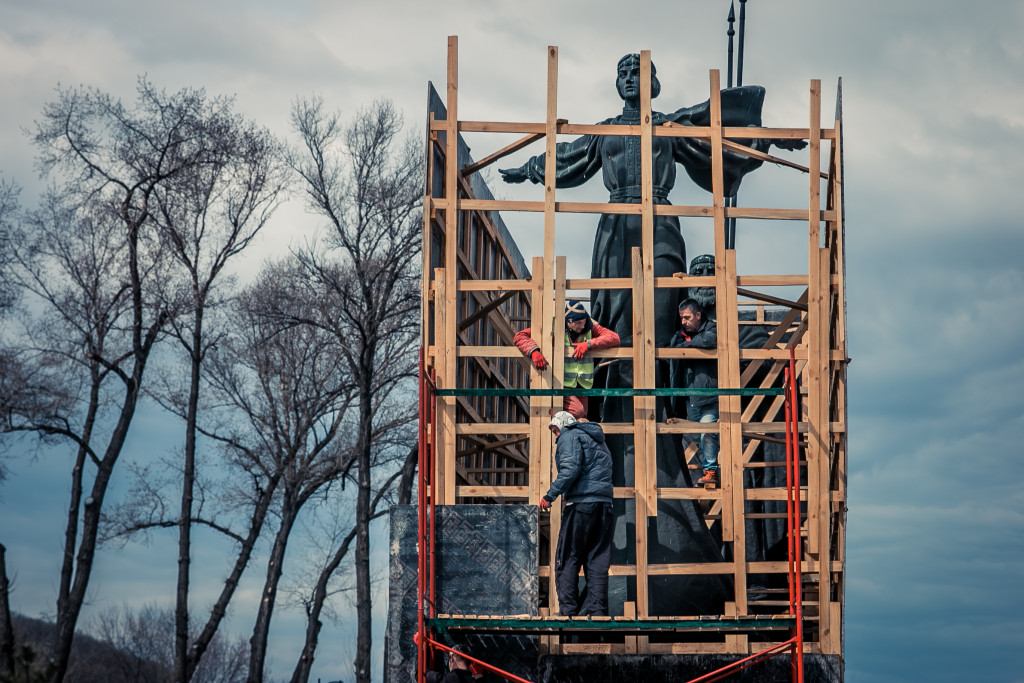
[425,644,479,683]
[670,298,720,486]
[513,300,620,419]
[541,411,614,617]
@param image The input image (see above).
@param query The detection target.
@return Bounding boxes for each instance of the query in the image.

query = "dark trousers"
[554,502,613,616]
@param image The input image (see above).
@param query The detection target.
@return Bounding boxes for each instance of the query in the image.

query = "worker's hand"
[539,497,551,511]
[469,662,483,676]
[530,349,548,370]
[413,632,422,646]
[572,341,589,359]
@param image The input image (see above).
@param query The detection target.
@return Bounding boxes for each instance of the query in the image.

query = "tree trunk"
[290,528,357,683]
[174,304,203,683]
[354,383,373,683]
[185,471,281,681]
[247,501,297,683]
[50,403,138,683]
[0,544,15,678]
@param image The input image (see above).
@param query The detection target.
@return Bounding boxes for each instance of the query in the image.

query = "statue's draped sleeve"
[517,124,606,188]
[665,85,772,197]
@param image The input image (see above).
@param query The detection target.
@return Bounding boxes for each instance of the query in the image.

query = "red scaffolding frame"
[414,347,807,683]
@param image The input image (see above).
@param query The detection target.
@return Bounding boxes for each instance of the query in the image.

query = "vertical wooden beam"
[805,78,832,648]
[638,51,658,519]
[708,69,747,619]
[624,601,638,654]
[630,249,650,632]
[441,36,460,505]
[433,268,450,502]
[421,110,435,351]
[548,256,567,616]
[529,256,545,506]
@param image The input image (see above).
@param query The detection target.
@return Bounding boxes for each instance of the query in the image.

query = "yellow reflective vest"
[563,329,595,389]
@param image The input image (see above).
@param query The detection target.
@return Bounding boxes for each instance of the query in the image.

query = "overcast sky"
[2,1,1023,682]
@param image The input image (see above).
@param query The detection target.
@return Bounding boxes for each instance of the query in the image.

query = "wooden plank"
[529,257,545,505]
[639,52,658,521]
[444,119,835,139]
[542,46,559,617]
[456,280,534,292]
[630,248,652,624]
[421,111,435,350]
[461,132,544,178]
[433,197,835,222]
[624,602,637,654]
[805,77,832,650]
[441,37,460,506]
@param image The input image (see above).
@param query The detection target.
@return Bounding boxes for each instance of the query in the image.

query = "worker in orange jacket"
[513,300,620,419]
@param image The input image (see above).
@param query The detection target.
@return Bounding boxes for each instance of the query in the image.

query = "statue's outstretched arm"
[499,134,601,187]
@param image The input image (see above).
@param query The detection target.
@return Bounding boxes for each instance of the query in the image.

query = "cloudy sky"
[2,1,1023,681]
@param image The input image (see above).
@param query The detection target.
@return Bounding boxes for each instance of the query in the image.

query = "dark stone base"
[538,653,842,683]
[385,505,539,683]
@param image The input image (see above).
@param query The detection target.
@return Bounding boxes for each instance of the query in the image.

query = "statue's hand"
[499,166,529,184]
[772,138,808,152]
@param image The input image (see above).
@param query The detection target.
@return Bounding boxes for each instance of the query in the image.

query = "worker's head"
[548,410,577,437]
[678,298,705,336]
[448,644,471,670]
[565,300,590,335]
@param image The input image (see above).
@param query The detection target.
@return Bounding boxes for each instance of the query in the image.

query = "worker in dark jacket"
[540,411,614,616]
[670,298,720,486]
[425,644,479,683]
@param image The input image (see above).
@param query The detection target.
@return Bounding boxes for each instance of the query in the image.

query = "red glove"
[539,497,551,511]
[572,341,589,359]
[469,662,483,676]
[530,349,548,370]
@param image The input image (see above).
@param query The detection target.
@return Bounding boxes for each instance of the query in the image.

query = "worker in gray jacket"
[540,411,614,616]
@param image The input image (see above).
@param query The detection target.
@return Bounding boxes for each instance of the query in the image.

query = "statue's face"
[616,60,642,101]
[690,256,716,310]
[690,259,714,278]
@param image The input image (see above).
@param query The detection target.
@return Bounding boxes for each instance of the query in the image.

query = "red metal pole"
[686,638,798,683]
[423,637,534,683]
[428,366,437,622]
[417,350,427,683]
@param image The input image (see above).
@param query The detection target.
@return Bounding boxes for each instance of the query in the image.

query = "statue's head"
[616,53,661,102]
[689,254,716,311]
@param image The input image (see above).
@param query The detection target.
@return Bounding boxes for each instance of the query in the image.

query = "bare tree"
[289,97,421,683]
[207,261,358,683]
[145,97,288,683]
[0,78,264,683]
[91,603,248,683]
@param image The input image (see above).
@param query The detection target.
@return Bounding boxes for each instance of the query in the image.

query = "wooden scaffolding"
[421,37,846,662]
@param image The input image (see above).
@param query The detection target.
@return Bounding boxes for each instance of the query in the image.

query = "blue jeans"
[687,402,720,471]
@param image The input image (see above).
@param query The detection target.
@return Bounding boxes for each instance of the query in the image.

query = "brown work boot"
[697,469,719,486]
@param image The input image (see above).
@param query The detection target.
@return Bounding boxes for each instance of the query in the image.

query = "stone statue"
[499,55,802,617]
[500,53,804,347]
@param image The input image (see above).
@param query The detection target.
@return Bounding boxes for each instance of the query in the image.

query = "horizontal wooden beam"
[436,119,837,141]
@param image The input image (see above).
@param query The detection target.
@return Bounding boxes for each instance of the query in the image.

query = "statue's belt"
[610,185,670,202]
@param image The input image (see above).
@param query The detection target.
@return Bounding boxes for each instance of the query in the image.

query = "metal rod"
[737,0,748,87]
[727,2,736,89]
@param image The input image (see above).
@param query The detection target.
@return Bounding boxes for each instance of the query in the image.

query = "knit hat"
[565,300,589,322]
[548,411,577,432]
